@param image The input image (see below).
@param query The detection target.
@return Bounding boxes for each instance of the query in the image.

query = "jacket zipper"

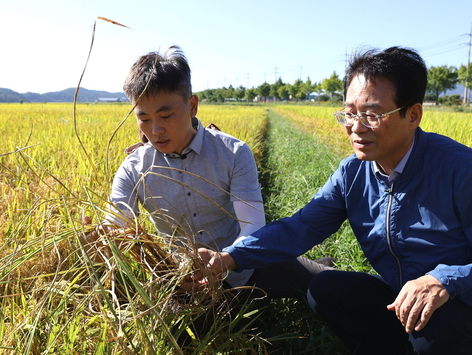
[385,183,403,288]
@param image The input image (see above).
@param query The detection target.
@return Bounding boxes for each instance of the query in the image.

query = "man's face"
[344,74,420,174]
[134,92,198,154]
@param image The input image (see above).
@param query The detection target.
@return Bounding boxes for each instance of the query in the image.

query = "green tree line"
[426,63,472,105]
[196,72,344,103]
[196,63,472,105]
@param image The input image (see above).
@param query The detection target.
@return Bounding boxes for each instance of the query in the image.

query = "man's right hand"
[195,248,237,286]
[80,216,114,262]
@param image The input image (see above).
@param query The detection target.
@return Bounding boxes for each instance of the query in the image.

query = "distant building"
[96,97,122,103]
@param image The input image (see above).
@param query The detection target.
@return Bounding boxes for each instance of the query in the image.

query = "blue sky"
[1,0,471,94]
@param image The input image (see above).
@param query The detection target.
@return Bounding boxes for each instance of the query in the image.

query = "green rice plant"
[256,109,365,354]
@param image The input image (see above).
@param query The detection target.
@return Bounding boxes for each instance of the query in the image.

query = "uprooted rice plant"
[0,103,269,354]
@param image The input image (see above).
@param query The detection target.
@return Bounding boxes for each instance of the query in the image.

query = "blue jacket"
[225,128,472,305]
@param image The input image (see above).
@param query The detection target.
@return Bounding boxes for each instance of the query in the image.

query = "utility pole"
[464,23,471,105]
[274,66,278,83]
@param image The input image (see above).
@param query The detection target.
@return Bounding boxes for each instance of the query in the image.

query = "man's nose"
[350,118,369,133]
[151,121,165,135]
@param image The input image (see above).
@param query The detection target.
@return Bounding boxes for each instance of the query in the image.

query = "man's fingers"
[415,303,435,332]
[197,247,214,264]
[404,301,422,333]
[191,269,206,283]
[394,292,408,322]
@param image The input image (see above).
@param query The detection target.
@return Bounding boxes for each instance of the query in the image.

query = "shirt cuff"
[222,245,244,272]
[427,266,458,299]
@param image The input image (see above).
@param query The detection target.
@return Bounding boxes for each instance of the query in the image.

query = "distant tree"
[235,86,246,101]
[305,77,313,89]
[257,82,271,102]
[458,63,472,103]
[197,89,208,101]
[299,77,313,100]
[225,85,235,99]
[321,71,343,100]
[458,63,472,88]
[216,92,225,103]
[270,78,284,101]
[427,65,457,105]
[439,94,462,106]
[288,79,303,101]
[312,81,322,93]
[277,85,290,101]
[245,88,257,102]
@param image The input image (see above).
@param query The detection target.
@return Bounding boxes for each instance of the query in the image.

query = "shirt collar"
[187,117,203,155]
[163,117,203,158]
[373,137,415,183]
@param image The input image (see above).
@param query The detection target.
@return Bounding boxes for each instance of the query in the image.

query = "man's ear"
[190,95,198,117]
[407,103,422,129]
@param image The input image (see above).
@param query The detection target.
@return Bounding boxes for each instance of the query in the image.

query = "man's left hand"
[386,274,449,333]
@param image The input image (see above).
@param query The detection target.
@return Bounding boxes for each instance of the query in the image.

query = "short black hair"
[345,47,427,115]
[123,46,192,102]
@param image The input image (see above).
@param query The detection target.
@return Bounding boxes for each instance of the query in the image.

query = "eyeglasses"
[334,107,403,129]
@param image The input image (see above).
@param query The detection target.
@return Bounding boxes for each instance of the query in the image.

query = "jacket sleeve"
[224,164,348,270]
[427,164,472,306]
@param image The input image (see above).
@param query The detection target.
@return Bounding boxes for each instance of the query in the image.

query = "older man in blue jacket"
[198,47,472,354]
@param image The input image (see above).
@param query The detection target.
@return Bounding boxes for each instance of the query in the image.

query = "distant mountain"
[0,87,128,103]
[0,88,25,102]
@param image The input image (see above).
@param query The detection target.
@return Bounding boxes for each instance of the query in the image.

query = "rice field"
[274,105,472,156]
[0,103,268,354]
[0,102,470,354]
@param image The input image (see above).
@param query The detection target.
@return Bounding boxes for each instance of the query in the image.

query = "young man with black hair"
[99,46,330,297]
[198,47,472,354]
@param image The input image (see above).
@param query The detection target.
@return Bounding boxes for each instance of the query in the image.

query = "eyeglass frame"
[334,107,404,129]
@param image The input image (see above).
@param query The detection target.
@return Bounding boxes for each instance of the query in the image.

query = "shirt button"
[193,213,197,217]
[187,192,191,196]
[199,231,203,235]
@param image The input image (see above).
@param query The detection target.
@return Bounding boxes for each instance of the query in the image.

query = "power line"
[418,35,464,52]
[422,44,467,58]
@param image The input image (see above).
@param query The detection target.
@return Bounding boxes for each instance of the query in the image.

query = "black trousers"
[308,270,472,355]
[246,255,333,300]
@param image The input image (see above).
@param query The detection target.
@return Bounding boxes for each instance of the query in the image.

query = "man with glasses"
[197,47,472,354]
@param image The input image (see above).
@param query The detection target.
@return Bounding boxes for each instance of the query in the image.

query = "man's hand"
[80,216,114,262]
[386,275,449,333]
[194,248,237,286]
[124,142,144,155]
